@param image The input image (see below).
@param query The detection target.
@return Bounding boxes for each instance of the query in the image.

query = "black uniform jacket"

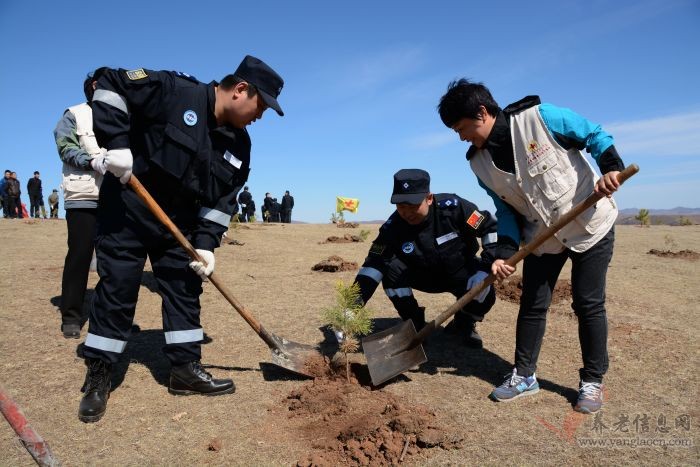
[354,193,498,303]
[92,68,251,251]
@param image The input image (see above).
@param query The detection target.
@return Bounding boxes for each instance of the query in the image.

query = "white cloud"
[605,111,700,156]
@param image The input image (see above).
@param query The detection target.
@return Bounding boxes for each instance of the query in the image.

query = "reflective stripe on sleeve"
[85,333,127,353]
[199,207,231,227]
[482,233,498,245]
[164,328,204,344]
[92,89,128,114]
[385,287,413,298]
[358,267,383,283]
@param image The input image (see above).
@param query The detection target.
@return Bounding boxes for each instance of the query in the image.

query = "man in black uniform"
[350,169,498,347]
[237,186,253,222]
[262,192,273,221]
[281,190,294,223]
[78,55,284,423]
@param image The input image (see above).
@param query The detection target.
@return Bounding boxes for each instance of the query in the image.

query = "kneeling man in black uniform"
[350,169,498,347]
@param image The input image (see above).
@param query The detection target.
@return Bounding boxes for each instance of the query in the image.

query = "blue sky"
[1,0,698,222]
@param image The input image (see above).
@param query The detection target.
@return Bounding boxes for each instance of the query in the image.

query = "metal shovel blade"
[267,330,322,378]
[362,320,427,386]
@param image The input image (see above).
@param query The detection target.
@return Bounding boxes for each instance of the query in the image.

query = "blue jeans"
[514,228,614,383]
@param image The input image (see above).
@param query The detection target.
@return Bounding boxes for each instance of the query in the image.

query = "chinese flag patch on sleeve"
[466,210,484,229]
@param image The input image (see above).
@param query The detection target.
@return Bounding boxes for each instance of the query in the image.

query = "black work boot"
[462,320,483,349]
[78,358,112,423]
[445,317,483,349]
[168,361,235,396]
[399,306,426,333]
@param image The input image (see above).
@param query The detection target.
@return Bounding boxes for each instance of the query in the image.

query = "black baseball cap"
[234,55,284,116]
[391,169,431,204]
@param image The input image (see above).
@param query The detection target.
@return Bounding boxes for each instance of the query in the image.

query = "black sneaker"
[168,361,235,396]
[78,359,112,423]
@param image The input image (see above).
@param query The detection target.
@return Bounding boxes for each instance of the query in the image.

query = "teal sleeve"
[539,103,614,163]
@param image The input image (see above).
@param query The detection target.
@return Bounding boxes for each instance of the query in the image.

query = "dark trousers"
[61,208,98,327]
[29,194,42,217]
[382,256,495,326]
[515,228,614,383]
[84,176,204,366]
[282,209,292,223]
[5,195,18,218]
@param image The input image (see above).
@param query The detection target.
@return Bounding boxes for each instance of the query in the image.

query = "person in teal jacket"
[438,79,624,414]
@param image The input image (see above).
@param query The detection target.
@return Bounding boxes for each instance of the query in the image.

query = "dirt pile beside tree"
[647,249,699,260]
[495,275,572,305]
[319,234,363,244]
[312,256,359,272]
[283,372,462,466]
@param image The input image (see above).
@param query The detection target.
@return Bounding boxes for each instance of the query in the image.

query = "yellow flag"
[336,196,360,213]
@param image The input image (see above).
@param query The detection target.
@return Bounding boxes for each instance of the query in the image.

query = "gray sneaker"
[490,368,539,402]
[574,381,603,414]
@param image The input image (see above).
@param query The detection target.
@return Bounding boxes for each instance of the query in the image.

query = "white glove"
[189,249,215,278]
[90,155,107,175]
[334,330,345,344]
[104,148,133,184]
[467,271,491,303]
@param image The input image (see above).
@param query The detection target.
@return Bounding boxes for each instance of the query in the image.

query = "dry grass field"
[1,220,698,466]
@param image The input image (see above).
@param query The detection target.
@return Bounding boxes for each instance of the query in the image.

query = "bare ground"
[1,221,698,466]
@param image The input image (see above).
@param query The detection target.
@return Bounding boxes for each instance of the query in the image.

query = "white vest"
[470,105,617,255]
[62,103,103,201]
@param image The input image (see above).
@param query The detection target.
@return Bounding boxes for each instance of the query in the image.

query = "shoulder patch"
[126,68,148,80]
[369,243,386,256]
[437,197,459,209]
[466,210,485,229]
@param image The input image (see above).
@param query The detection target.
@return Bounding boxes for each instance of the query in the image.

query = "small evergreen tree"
[635,208,650,227]
[323,281,373,381]
[358,229,371,242]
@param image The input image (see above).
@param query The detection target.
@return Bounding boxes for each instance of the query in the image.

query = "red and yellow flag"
[336,196,360,213]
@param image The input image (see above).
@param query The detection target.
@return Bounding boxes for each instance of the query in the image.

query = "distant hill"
[616,207,699,226]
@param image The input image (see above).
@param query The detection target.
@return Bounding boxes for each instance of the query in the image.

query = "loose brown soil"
[495,275,572,305]
[281,365,461,466]
[647,248,700,260]
[312,255,359,272]
[319,234,363,244]
[337,222,360,228]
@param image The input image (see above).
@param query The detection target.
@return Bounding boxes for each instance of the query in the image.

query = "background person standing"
[281,190,294,223]
[53,67,108,338]
[27,171,43,218]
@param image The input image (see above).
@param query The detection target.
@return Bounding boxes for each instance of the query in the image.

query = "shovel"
[363,164,639,386]
[128,175,321,378]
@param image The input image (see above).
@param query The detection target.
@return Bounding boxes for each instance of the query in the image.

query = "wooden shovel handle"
[127,175,274,343]
[418,164,639,339]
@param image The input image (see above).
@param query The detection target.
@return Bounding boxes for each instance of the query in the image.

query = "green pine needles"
[323,281,373,380]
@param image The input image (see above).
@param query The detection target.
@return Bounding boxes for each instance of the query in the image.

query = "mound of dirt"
[495,275,572,305]
[319,234,363,244]
[647,249,699,260]
[286,375,462,466]
[225,239,245,246]
[337,222,360,228]
[312,256,359,272]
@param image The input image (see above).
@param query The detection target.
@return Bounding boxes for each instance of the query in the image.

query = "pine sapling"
[323,281,373,381]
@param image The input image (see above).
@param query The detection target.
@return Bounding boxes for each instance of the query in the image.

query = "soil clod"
[312,256,359,272]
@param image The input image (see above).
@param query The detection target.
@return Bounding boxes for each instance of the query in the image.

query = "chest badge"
[183,110,198,126]
[401,242,415,254]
